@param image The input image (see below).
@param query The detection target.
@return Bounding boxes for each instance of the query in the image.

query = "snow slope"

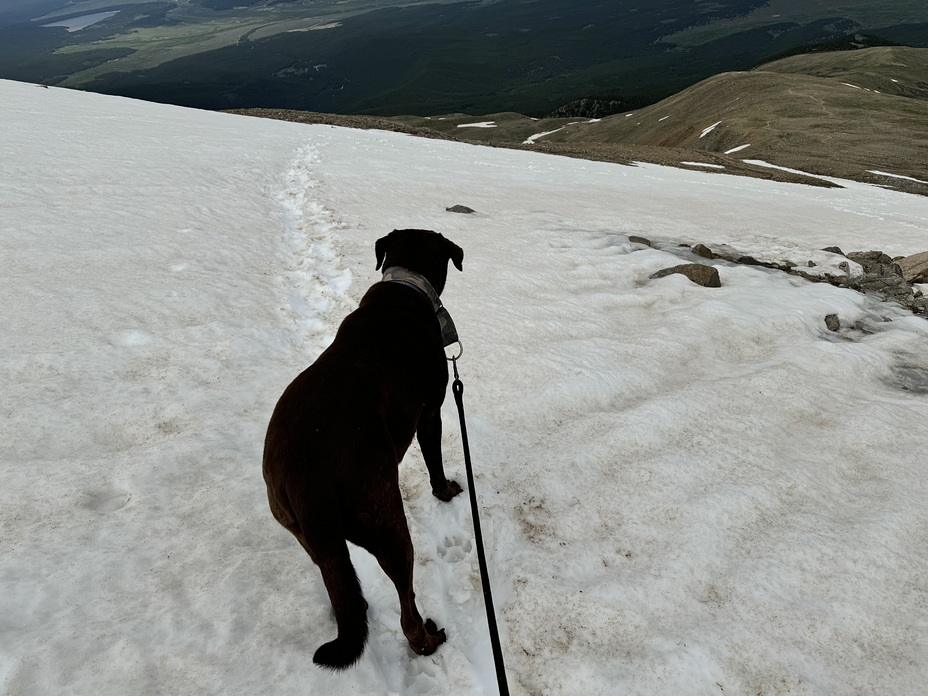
[2,79,928,695]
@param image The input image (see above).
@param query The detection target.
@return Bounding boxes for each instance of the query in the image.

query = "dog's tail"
[313,546,369,670]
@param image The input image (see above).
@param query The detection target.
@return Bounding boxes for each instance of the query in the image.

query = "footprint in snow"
[81,487,132,514]
[403,653,445,694]
[108,328,156,347]
[437,534,473,563]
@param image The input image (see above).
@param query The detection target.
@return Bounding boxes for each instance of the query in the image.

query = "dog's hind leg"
[271,479,370,671]
[311,542,370,670]
[349,495,447,658]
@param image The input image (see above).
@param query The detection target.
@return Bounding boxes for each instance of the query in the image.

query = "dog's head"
[375,229,464,295]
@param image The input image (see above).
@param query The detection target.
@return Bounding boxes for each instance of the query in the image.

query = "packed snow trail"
[273,144,355,354]
[3,80,928,695]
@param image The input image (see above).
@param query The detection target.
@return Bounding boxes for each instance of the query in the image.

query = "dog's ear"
[446,238,464,272]
[375,234,391,270]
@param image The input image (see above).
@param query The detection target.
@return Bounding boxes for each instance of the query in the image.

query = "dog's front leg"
[417,408,463,502]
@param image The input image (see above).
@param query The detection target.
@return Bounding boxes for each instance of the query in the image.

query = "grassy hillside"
[564,47,928,184]
[376,47,928,194]
[759,44,928,98]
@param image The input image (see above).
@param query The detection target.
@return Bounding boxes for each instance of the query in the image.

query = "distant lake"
[42,11,119,32]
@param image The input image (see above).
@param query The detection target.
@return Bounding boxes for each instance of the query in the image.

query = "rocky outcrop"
[649,263,721,288]
[845,250,928,314]
[691,243,797,273]
[446,205,476,214]
[676,242,928,317]
[847,251,908,295]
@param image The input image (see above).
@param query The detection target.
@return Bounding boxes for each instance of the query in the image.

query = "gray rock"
[692,243,716,259]
[628,235,652,246]
[821,246,845,256]
[895,251,928,283]
[825,314,841,331]
[446,205,476,214]
[649,263,721,288]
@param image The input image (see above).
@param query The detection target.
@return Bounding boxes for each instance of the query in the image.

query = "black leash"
[450,356,510,696]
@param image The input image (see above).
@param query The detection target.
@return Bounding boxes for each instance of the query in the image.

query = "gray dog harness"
[382,266,460,350]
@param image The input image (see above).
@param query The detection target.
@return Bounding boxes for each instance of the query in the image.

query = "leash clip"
[445,340,463,364]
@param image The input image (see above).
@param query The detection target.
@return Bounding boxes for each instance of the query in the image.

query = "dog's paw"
[407,618,447,656]
[425,619,446,639]
[432,480,463,502]
[424,620,448,654]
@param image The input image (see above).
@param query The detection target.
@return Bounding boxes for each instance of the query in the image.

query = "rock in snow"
[649,263,722,287]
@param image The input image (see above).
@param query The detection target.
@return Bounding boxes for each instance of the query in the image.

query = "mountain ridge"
[231,46,928,196]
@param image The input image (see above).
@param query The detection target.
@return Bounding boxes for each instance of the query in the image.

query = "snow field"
[299,128,928,693]
[0,83,321,694]
[3,80,928,695]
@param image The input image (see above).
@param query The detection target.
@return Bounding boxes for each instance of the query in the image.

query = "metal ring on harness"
[445,340,463,362]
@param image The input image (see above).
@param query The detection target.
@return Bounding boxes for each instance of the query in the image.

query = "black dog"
[263,229,465,670]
